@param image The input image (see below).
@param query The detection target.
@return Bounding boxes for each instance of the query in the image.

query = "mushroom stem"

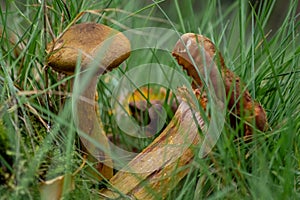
[47,22,131,179]
[101,97,205,199]
[74,73,113,178]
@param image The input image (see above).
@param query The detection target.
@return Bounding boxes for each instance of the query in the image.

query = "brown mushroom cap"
[47,22,130,74]
[173,33,217,61]
[0,27,23,58]
[172,33,226,67]
[172,33,224,90]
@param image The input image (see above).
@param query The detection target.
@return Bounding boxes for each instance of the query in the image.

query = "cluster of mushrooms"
[46,22,267,199]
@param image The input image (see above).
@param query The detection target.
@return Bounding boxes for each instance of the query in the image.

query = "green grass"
[0,0,299,199]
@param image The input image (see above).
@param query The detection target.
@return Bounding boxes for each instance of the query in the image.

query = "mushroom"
[46,22,131,179]
[172,33,268,136]
[0,26,24,59]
